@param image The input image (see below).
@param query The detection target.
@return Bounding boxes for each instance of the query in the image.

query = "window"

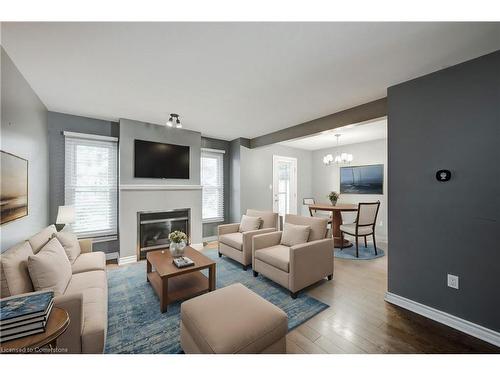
[64,132,118,238]
[201,148,224,223]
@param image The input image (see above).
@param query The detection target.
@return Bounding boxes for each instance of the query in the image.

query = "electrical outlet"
[447,274,459,289]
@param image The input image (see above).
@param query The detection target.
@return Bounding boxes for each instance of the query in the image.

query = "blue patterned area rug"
[334,243,385,260]
[105,248,329,354]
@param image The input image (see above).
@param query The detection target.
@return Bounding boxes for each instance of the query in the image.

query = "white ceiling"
[281,118,387,151]
[2,22,500,140]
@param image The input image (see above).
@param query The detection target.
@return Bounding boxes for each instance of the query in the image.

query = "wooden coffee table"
[146,246,216,312]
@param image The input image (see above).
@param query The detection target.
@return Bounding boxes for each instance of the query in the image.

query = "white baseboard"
[385,292,500,347]
[118,255,137,266]
[202,236,217,242]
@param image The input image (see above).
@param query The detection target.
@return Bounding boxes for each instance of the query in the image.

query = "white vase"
[169,241,186,257]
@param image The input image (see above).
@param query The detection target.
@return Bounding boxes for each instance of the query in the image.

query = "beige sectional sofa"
[0,225,107,353]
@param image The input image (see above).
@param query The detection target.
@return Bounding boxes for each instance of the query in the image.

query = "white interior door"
[273,155,298,217]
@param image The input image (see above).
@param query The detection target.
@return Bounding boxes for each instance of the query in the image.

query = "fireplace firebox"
[137,208,190,260]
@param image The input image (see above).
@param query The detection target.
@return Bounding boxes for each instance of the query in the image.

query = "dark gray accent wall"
[228,138,250,223]
[201,137,230,238]
[1,47,49,251]
[250,98,387,148]
[47,111,120,257]
[388,50,500,332]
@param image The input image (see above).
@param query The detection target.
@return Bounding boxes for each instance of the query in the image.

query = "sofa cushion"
[340,223,374,236]
[246,209,277,229]
[285,214,327,241]
[280,222,310,247]
[28,225,57,254]
[239,215,262,232]
[27,238,72,295]
[255,245,290,272]
[219,232,243,251]
[0,241,34,297]
[71,252,106,274]
[53,231,81,264]
[181,283,287,353]
[65,270,108,353]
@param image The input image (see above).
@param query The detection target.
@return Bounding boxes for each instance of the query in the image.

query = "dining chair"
[303,198,332,224]
[339,201,380,258]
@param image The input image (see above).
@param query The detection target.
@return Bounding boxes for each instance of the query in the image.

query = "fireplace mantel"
[120,184,202,191]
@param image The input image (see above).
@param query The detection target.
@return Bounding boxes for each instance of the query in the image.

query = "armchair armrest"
[54,293,84,353]
[252,231,282,252]
[242,227,276,253]
[218,223,240,236]
[78,238,93,254]
[289,238,334,293]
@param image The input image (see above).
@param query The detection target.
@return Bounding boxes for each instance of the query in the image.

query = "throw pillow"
[281,222,311,247]
[27,238,72,296]
[54,231,81,264]
[239,215,262,232]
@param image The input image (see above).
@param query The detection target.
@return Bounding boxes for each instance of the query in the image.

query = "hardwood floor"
[111,242,498,354]
[285,242,499,354]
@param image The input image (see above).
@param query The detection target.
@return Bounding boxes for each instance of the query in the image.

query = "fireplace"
[137,208,190,260]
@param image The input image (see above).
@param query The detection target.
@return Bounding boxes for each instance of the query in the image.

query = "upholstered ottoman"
[180,283,288,354]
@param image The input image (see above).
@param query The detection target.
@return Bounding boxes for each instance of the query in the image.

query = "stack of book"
[0,290,54,343]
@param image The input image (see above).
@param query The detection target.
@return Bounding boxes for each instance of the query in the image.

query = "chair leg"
[327,274,333,281]
[364,236,367,248]
[355,236,359,258]
[253,271,259,277]
[373,233,378,255]
[340,232,344,251]
[290,291,298,299]
[242,265,248,271]
[218,252,222,258]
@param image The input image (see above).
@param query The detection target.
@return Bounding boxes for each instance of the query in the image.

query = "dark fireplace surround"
[137,208,190,260]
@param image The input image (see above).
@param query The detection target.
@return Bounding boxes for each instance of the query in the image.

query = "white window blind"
[64,133,118,238]
[201,149,224,223]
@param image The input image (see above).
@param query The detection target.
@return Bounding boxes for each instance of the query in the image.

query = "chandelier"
[323,134,353,165]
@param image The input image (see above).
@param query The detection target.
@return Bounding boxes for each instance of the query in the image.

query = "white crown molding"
[118,255,137,266]
[120,184,202,191]
[385,292,500,348]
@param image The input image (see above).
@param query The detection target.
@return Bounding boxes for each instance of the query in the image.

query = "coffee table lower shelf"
[147,271,210,312]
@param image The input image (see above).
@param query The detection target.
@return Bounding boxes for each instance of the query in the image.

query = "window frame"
[64,131,118,239]
[201,148,225,224]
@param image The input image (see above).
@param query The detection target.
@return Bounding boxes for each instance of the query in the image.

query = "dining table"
[307,203,358,248]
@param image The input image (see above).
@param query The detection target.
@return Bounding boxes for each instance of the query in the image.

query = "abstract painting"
[340,164,383,194]
[1,151,28,225]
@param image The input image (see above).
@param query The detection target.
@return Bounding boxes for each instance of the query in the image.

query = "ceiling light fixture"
[166,113,182,128]
[323,134,353,165]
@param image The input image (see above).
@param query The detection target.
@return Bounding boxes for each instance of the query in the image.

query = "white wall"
[240,144,313,219]
[311,138,388,240]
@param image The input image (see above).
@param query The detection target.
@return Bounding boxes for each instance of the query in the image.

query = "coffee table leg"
[209,264,216,291]
[160,277,169,313]
[146,259,152,282]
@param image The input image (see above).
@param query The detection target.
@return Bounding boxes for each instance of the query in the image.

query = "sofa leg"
[242,265,248,271]
[218,252,222,258]
[327,274,333,281]
[290,292,298,299]
[253,271,259,277]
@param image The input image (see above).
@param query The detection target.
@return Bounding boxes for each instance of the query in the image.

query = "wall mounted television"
[134,139,190,179]
[340,164,383,194]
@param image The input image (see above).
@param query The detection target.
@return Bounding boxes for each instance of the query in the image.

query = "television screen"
[134,139,190,179]
[340,164,383,194]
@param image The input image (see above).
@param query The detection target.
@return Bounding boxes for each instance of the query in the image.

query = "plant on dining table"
[328,191,340,205]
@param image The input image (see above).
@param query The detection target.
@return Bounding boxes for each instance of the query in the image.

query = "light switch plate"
[447,274,459,289]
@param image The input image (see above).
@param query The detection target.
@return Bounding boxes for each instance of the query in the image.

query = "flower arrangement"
[328,191,340,205]
[169,230,187,244]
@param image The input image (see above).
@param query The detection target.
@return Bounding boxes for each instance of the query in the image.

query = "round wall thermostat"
[436,169,451,182]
